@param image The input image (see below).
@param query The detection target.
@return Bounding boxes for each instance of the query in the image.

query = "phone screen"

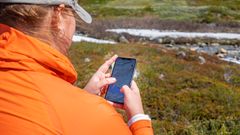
[105,57,136,104]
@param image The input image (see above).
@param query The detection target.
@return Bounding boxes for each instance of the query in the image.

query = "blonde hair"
[0,4,78,54]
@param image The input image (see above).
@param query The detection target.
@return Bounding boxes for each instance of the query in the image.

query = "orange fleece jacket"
[0,24,154,135]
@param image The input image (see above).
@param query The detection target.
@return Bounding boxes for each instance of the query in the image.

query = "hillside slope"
[69,42,240,134]
[80,0,240,23]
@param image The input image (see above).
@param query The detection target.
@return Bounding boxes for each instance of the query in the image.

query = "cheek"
[64,17,76,39]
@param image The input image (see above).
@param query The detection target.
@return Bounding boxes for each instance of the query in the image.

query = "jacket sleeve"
[130,120,154,135]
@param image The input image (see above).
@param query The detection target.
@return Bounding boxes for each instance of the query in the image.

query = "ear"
[51,4,66,31]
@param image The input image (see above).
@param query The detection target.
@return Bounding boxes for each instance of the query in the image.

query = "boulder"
[176,51,186,59]
[217,53,226,58]
[157,38,163,44]
[198,56,206,64]
[119,35,129,43]
[220,48,227,54]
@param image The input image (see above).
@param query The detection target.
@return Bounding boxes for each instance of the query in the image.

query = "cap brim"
[71,3,92,24]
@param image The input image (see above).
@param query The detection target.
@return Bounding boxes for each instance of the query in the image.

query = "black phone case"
[105,57,136,104]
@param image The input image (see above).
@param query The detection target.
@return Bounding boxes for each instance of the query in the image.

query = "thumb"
[120,85,131,97]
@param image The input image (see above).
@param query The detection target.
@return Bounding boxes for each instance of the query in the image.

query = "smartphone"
[105,57,136,104]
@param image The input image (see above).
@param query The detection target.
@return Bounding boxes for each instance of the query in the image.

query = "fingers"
[97,77,116,89]
[98,55,118,73]
[120,81,140,98]
[98,72,111,80]
[120,85,132,96]
[105,73,111,78]
[131,81,140,93]
[106,54,118,67]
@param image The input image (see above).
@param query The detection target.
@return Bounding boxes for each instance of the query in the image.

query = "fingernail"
[120,88,124,93]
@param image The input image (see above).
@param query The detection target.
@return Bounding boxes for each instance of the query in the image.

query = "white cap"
[0,0,92,23]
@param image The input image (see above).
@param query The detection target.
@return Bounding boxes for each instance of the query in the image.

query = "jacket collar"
[0,23,77,84]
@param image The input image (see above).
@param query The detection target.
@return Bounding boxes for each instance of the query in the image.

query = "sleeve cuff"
[128,114,151,126]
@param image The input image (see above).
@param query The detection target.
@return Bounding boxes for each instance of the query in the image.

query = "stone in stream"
[215,48,228,58]
[220,48,227,54]
[217,53,226,58]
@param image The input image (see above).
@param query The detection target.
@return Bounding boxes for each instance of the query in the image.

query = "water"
[72,34,116,44]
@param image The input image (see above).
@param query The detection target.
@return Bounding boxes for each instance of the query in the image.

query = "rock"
[198,56,206,64]
[198,42,207,47]
[139,38,146,42]
[211,43,220,46]
[186,43,191,46]
[217,53,226,58]
[190,47,198,51]
[220,48,227,54]
[179,46,187,50]
[166,44,173,48]
[206,47,219,55]
[133,69,140,79]
[176,51,186,59]
[84,57,91,63]
[119,35,129,43]
[157,38,163,44]
[170,40,175,45]
[159,74,165,81]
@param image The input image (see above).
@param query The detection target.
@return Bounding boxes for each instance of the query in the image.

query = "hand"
[84,55,118,95]
[108,81,144,120]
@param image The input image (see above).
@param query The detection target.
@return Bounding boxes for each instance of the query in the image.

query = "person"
[0,0,153,135]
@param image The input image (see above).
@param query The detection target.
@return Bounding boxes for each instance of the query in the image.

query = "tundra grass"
[69,42,240,134]
[80,0,240,23]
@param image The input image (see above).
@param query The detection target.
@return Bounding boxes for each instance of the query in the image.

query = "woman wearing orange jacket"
[0,0,153,135]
